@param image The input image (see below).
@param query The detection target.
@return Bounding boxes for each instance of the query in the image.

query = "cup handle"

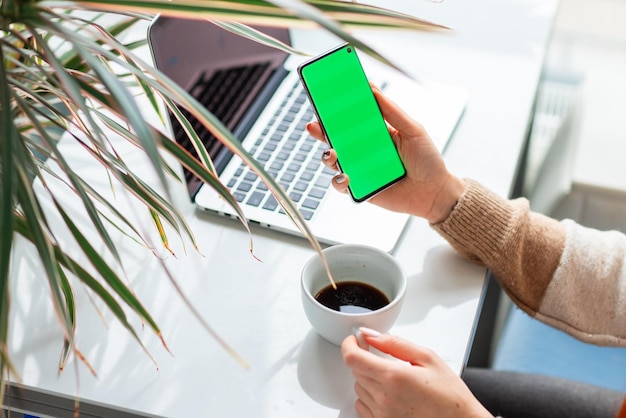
[352,326,370,350]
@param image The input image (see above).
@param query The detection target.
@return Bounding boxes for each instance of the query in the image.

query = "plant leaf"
[53,199,162,336]
[208,18,309,56]
[13,215,162,367]
[0,0,440,386]
[42,0,447,70]
[150,209,175,257]
[26,28,128,264]
[58,6,334,280]
[14,149,75,351]
[0,45,17,387]
[47,19,172,200]
[56,267,76,373]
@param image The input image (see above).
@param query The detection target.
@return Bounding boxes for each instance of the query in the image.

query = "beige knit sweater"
[431,179,626,347]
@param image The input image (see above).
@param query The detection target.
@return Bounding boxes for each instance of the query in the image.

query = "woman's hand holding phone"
[298,44,407,202]
[307,85,465,224]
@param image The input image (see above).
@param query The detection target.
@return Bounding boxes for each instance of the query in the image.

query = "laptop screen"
[148,17,291,198]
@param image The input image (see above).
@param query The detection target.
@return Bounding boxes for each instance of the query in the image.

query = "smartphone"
[297,43,406,202]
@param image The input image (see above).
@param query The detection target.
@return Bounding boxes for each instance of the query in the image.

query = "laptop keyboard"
[175,63,271,186]
[225,79,335,220]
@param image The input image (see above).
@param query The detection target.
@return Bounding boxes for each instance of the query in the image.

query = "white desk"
[7,1,558,417]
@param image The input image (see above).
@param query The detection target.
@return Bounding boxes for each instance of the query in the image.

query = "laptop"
[147,16,468,253]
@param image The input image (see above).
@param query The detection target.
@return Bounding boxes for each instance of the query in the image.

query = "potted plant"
[0,0,444,397]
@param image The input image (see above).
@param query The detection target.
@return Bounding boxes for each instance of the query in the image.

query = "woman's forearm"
[431,179,626,346]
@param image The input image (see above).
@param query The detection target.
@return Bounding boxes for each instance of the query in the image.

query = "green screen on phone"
[298,44,406,202]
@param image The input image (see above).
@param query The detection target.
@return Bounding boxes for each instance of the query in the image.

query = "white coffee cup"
[301,244,407,346]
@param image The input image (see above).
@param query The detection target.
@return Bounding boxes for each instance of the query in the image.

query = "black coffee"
[314,281,390,313]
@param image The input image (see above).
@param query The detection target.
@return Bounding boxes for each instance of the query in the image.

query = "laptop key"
[237,182,252,192]
[263,143,277,152]
[309,187,325,199]
[257,152,271,162]
[315,175,332,189]
[263,195,279,211]
[322,166,335,176]
[247,191,265,207]
[294,152,307,162]
[281,172,295,182]
[302,198,320,210]
[234,192,246,202]
[270,161,284,171]
[294,181,308,192]
[300,209,314,220]
[300,171,314,181]
[289,192,302,202]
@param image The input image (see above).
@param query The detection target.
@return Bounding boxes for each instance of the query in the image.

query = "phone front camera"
[347,48,352,53]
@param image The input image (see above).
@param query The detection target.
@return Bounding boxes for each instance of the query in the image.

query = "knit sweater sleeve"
[431,179,626,347]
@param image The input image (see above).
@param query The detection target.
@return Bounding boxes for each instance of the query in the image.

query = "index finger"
[306,121,325,142]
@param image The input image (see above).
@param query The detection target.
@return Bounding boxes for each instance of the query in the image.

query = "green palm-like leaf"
[0,46,17,387]
[0,0,446,397]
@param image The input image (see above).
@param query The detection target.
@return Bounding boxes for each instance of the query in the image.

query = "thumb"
[360,328,438,367]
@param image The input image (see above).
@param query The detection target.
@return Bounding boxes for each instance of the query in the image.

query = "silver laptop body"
[147,17,468,252]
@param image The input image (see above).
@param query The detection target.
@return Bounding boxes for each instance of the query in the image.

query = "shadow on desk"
[297,330,357,417]
[398,244,486,326]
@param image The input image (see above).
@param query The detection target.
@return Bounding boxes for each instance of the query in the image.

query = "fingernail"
[322,149,331,160]
[335,174,346,184]
[359,327,381,338]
